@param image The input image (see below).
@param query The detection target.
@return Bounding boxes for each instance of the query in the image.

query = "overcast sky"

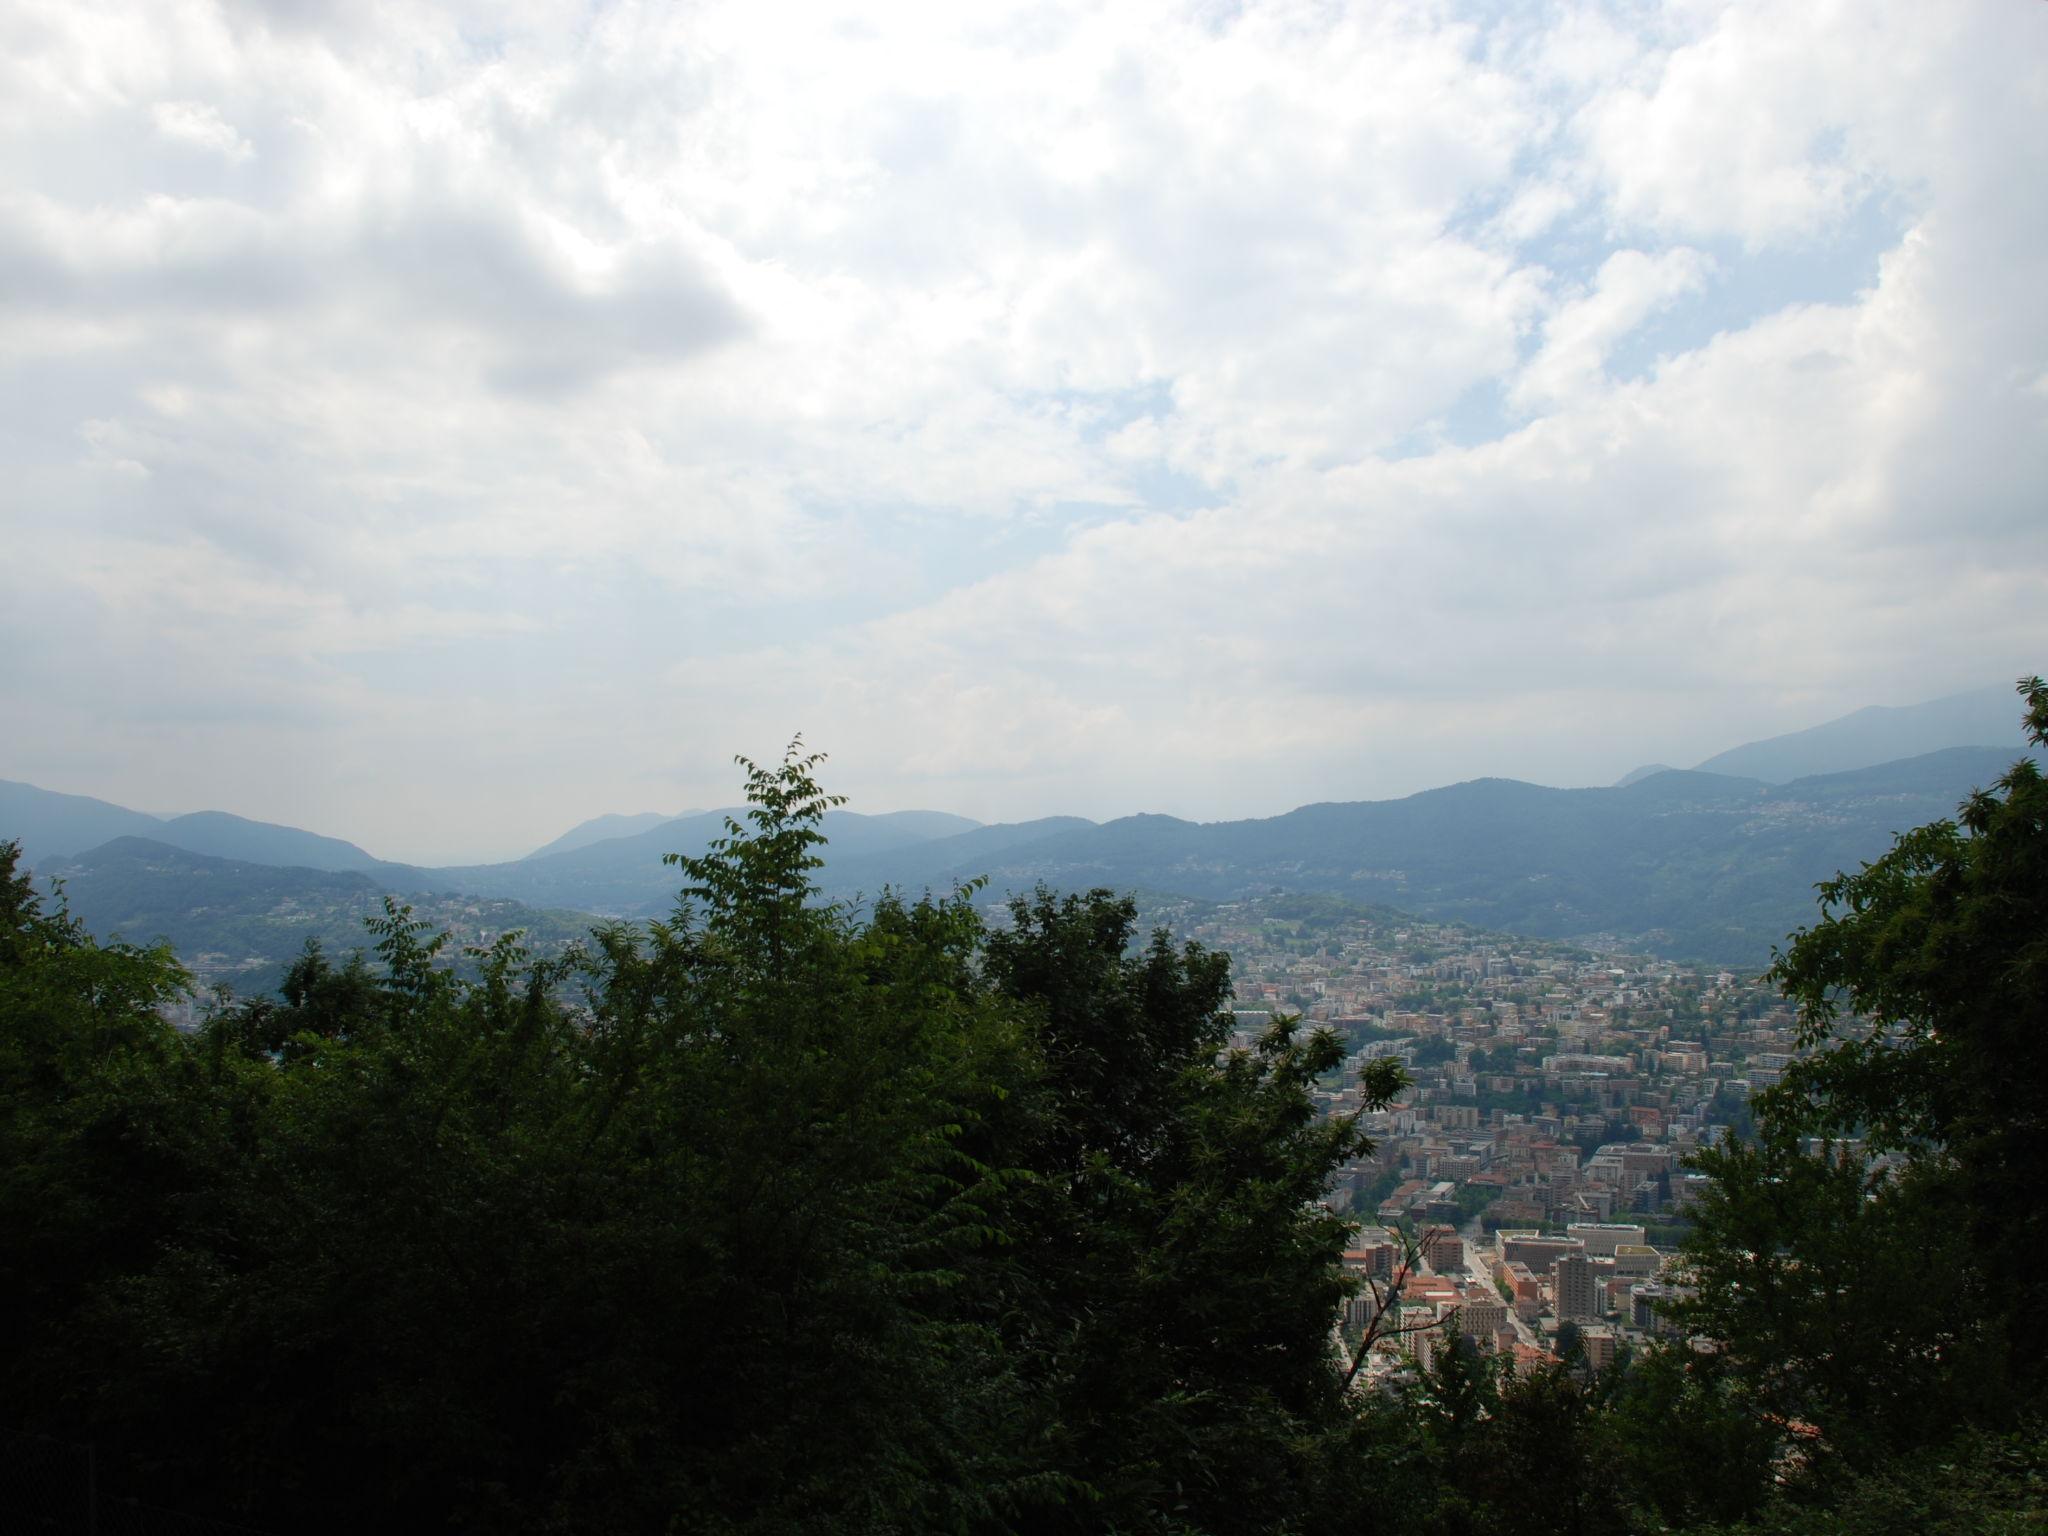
[3,0,2044,862]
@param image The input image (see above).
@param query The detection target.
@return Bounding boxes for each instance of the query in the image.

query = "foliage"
[1667,678,2048,1482]
[1468,1042,1519,1074]
[0,744,1404,1535]
[1681,1419,2048,1536]
[1598,1343,1779,1530]
[1677,1136,1998,1467]
[977,888,1405,1533]
[0,842,196,1452]
[1408,1035,1456,1067]
[1763,676,2048,1381]
[1451,1183,1496,1222]
[28,834,592,996]
[1321,1345,1643,1536]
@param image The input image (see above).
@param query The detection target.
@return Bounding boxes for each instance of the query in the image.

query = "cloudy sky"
[2,0,2044,862]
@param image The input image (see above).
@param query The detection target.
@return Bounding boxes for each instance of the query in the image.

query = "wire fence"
[2,1428,279,1536]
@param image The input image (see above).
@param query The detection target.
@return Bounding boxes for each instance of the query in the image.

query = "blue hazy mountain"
[818,816,1099,896]
[1,778,979,918]
[814,748,2026,965]
[527,811,693,861]
[152,809,414,877]
[432,807,984,915]
[1,779,165,865]
[6,684,2036,971]
[1695,682,2029,782]
[1,779,431,881]
[34,837,588,997]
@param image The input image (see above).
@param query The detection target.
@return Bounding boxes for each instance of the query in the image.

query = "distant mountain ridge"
[810,747,2028,964]
[6,682,2039,978]
[0,779,429,881]
[34,837,590,997]
[817,816,1099,895]
[1,782,982,906]
[435,807,986,914]
[1693,682,2029,781]
[526,811,687,861]
[1,780,165,864]
[151,810,422,881]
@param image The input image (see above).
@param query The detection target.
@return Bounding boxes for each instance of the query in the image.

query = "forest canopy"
[0,747,1401,1535]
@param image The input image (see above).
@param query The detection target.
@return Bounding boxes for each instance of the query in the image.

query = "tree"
[1328,1340,1639,1536]
[1464,1364,1630,1536]
[1410,1035,1456,1067]
[0,840,203,1460]
[1,748,1424,1536]
[1673,676,2048,1473]
[1599,1337,1782,1529]
[1764,676,2048,1373]
[2,748,1045,1533]
[979,890,1407,1533]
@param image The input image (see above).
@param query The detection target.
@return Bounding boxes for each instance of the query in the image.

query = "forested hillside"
[32,837,592,995]
[821,749,2024,963]
[11,749,2023,981]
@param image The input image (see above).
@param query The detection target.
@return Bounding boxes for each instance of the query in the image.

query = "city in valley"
[1163,895,1786,1381]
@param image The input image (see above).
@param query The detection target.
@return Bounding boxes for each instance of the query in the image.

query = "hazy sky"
[3,0,2044,862]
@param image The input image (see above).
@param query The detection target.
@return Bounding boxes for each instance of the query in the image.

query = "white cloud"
[1575,1,1870,248]
[0,0,2043,859]
[151,99,253,160]
[1512,246,1712,409]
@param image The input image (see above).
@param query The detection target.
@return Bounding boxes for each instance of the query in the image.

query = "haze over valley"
[8,681,2035,987]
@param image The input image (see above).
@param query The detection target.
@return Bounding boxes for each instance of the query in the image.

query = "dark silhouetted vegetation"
[7,685,2047,1533]
[0,747,1403,1534]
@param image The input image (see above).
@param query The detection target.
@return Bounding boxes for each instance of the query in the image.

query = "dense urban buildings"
[1152,894,1780,1372]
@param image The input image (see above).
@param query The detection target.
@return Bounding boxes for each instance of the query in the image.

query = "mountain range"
[1689,682,2028,782]
[525,811,687,861]
[814,747,2019,963]
[5,682,2037,982]
[0,779,429,882]
[29,836,594,998]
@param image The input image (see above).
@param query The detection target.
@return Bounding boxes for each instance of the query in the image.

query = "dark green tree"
[1464,1364,1631,1536]
[2,746,1423,1536]
[1677,1127,1995,1468]
[1600,1340,1779,1530]
[0,840,200,1459]
[1,748,1043,1534]
[980,889,1407,1533]
[1673,676,2048,1478]
[1765,676,2048,1374]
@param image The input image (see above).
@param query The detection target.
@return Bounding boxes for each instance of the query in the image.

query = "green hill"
[36,837,593,997]
[815,748,2027,965]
